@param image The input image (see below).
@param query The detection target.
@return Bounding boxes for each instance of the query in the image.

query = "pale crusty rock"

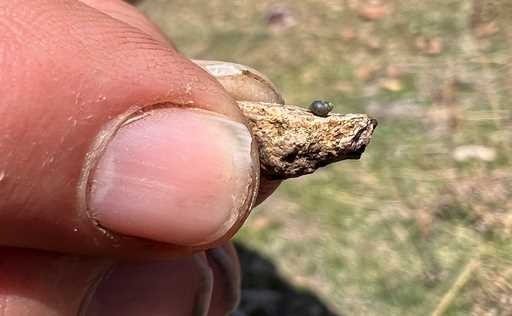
[237,101,377,179]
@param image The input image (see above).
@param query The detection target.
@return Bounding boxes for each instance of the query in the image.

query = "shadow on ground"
[234,242,341,316]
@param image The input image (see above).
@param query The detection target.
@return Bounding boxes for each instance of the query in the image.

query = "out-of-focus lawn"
[137,1,511,315]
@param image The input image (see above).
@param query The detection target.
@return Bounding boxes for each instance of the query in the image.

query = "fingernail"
[194,60,248,77]
[81,256,213,316]
[193,60,285,104]
[88,108,256,246]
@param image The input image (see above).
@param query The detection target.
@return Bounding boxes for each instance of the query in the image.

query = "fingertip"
[88,108,258,246]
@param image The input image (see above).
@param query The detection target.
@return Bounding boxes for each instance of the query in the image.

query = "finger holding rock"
[195,60,285,204]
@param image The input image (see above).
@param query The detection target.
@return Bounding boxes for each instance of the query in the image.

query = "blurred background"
[134,1,511,315]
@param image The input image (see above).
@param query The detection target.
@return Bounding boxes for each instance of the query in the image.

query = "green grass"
[138,1,512,315]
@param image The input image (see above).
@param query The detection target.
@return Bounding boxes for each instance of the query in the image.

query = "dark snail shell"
[309,100,334,117]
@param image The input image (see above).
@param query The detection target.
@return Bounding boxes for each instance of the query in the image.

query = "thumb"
[0,0,259,257]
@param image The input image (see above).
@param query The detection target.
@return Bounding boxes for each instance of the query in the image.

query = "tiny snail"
[309,100,334,117]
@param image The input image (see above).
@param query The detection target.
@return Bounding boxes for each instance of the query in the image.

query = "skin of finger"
[0,247,112,316]
[0,248,220,316]
[0,246,240,316]
[78,0,173,47]
[82,253,213,316]
[0,0,258,258]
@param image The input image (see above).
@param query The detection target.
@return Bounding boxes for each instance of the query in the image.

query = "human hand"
[0,1,282,315]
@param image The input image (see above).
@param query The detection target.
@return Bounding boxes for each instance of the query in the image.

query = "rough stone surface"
[238,101,377,179]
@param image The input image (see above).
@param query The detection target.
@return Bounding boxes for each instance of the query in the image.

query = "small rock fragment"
[237,101,377,179]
